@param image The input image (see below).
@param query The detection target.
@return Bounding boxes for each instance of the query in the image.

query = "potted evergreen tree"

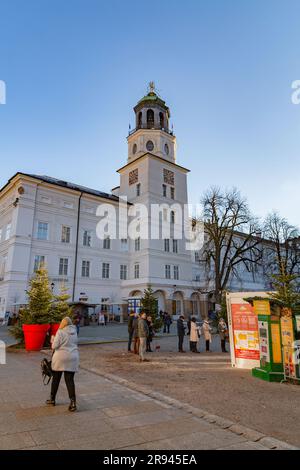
[20,266,52,351]
[140,287,163,333]
[50,284,73,337]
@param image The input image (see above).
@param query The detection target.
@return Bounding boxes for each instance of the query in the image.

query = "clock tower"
[127,82,177,163]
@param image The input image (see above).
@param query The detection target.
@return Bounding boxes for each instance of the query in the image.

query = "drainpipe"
[72,192,82,302]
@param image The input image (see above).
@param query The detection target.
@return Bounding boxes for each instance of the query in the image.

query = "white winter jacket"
[51,325,79,372]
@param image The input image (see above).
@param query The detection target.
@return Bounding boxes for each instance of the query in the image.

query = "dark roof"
[1,172,122,203]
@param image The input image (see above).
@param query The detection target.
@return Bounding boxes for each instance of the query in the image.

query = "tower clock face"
[164,143,169,155]
[146,140,154,152]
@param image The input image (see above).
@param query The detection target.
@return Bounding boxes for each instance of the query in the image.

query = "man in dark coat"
[127,310,135,352]
[177,315,186,352]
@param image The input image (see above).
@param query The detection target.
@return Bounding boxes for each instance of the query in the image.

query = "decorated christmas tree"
[270,272,300,315]
[140,286,163,332]
[51,283,73,322]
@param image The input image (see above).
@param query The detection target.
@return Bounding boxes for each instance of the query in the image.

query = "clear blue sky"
[1,0,300,226]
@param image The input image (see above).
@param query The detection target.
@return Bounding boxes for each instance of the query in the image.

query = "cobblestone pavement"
[0,351,288,451]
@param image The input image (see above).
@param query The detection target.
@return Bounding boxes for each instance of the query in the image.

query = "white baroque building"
[0,86,266,319]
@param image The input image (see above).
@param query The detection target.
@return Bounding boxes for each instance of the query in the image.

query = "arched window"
[147,109,154,128]
[138,111,142,128]
[159,112,164,129]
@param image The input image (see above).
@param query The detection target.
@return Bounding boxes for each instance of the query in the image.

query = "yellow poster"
[280,316,294,347]
[271,323,282,363]
[253,300,271,316]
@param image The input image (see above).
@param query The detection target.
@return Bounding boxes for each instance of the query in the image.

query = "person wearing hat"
[46,316,79,411]
[189,317,200,353]
[202,319,213,352]
[218,317,228,353]
[177,314,186,352]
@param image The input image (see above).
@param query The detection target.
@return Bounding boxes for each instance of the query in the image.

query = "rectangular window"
[162,184,167,197]
[170,187,175,200]
[164,239,170,252]
[103,236,111,249]
[134,263,140,279]
[37,222,48,240]
[173,239,178,253]
[61,225,71,243]
[171,211,175,224]
[120,264,127,280]
[121,238,128,251]
[135,237,140,251]
[5,223,11,241]
[34,255,45,272]
[174,265,179,280]
[102,262,110,279]
[195,252,200,263]
[59,258,68,276]
[81,260,90,278]
[83,230,92,247]
[165,264,171,279]
[136,183,141,197]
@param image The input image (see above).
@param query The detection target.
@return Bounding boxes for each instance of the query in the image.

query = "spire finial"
[148,81,156,94]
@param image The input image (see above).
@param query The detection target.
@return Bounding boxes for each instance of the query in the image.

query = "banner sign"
[231,303,259,360]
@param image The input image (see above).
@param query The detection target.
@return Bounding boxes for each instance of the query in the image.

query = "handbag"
[41,357,53,385]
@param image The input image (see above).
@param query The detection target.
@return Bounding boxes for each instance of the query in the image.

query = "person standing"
[189,317,200,353]
[202,319,212,352]
[132,313,140,354]
[138,312,149,362]
[177,315,186,352]
[46,317,79,411]
[218,318,228,353]
[164,312,172,334]
[127,310,135,352]
[146,315,153,352]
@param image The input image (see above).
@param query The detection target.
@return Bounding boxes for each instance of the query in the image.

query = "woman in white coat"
[202,319,212,352]
[189,317,200,353]
[46,317,79,411]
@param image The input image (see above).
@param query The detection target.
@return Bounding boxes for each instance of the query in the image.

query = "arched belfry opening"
[159,112,164,129]
[147,109,154,128]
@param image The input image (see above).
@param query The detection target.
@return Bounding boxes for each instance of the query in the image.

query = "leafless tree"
[263,211,300,278]
[199,187,263,303]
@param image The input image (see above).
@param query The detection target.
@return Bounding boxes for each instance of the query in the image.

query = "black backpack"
[41,358,53,385]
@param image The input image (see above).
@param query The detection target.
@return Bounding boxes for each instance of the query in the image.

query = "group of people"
[177,315,229,353]
[127,311,154,361]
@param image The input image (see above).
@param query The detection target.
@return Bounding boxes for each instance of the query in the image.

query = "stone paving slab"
[0,351,293,450]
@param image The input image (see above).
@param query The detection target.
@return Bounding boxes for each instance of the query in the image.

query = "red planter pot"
[50,323,60,337]
[22,324,50,351]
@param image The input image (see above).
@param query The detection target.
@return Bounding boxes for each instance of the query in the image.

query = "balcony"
[128,125,174,137]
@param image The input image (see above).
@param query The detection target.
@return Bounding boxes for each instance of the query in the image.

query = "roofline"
[117,153,190,173]
[0,172,130,205]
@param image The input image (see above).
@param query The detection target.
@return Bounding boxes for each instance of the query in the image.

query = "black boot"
[68,399,77,412]
[46,397,56,406]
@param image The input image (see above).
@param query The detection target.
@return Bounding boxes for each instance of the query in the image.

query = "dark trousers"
[178,335,184,351]
[189,340,193,351]
[163,324,170,333]
[128,331,134,351]
[190,341,198,352]
[51,371,76,401]
[134,337,140,354]
[146,338,152,351]
[221,339,227,352]
[206,340,210,351]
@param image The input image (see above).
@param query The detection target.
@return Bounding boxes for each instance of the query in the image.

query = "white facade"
[0,89,266,319]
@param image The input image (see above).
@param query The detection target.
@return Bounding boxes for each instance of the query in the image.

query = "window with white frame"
[102,262,110,279]
[121,238,128,251]
[134,263,140,279]
[170,187,175,199]
[162,184,167,197]
[135,237,140,251]
[83,230,92,247]
[173,239,178,253]
[0,256,7,279]
[165,264,171,279]
[120,264,127,280]
[34,255,45,272]
[170,211,175,224]
[195,252,200,263]
[61,225,71,243]
[164,239,170,252]
[136,183,141,197]
[173,265,179,280]
[59,258,69,276]
[81,260,90,277]
[103,236,111,249]
[5,223,11,241]
[37,222,48,240]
